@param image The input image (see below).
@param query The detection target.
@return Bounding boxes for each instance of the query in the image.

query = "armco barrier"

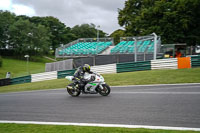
[151,58,178,70]
[91,64,117,74]
[117,61,151,73]
[10,75,31,85]
[57,69,76,79]
[31,71,57,82]
[0,78,11,86]
[191,55,200,67]
[2,56,199,87]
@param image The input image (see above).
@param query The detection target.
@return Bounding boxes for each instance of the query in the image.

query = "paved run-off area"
[0,84,200,129]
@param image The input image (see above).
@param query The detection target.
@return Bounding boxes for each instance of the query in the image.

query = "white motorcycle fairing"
[65,71,111,96]
[65,76,73,81]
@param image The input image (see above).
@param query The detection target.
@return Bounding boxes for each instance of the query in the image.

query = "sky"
[0,0,126,34]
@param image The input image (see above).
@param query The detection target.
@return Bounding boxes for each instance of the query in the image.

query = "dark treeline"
[0,10,106,56]
[116,0,200,46]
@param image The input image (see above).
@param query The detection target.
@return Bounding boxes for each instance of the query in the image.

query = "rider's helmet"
[83,64,91,72]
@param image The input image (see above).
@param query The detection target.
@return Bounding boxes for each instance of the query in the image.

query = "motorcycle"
[66,72,111,97]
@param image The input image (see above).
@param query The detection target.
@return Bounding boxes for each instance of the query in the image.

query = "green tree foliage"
[30,16,76,54]
[71,24,107,39]
[0,11,15,48]
[110,29,125,45]
[8,19,51,55]
[36,16,75,54]
[118,0,200,45]
[0,10,108,56]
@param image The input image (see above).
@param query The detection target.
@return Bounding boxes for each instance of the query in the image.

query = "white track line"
[112,92,200,94]
[111,83,200,88]
[0,120,200,131]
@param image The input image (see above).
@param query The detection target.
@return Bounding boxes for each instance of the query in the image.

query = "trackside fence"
[191,55,200,67]
[117,61,151,73]
[1,56,200,87]
[0,78,11,86]
[151,58,178,70]
[10,75,31,85]
[57,69,76,79]
[31,71,57,82]
[91,64,116,74]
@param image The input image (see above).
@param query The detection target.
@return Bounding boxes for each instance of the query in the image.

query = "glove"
[91,76,95,81]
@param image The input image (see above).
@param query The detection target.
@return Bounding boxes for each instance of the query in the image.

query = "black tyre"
[98,84,111,96]
[67,83,81,97]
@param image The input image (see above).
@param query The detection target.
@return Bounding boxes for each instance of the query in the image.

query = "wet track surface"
[0,84,200,128]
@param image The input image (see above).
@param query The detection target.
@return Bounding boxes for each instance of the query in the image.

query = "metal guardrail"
[91,64,117,74]
[0,78,11,86]
[31,71,57,82]
[1,56,199,87]
[10,75,31,85]
[117,61,151,73]
[191,55,200,67]
[151,58,178,70]
[57,69,76,79]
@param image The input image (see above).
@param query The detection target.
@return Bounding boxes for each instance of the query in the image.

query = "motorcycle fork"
[99,84,104,90]
[99,84,107,92]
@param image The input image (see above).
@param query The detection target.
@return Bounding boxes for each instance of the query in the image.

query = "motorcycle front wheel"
[67,83,81,97]
[98,84,111,96]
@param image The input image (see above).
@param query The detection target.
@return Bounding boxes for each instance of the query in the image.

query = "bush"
[0,56,2,67]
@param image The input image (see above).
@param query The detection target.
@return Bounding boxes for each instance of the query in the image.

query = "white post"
[24,55,30,75]
[133,38,137,62]
[152,33,157,60]
[97,25,100,42]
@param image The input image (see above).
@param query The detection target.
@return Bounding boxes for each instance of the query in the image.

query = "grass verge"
[0,123,199,133]
[104,67,200,86]
[0,78,69,93]
[0,57,53,79]
[0,68,200,93]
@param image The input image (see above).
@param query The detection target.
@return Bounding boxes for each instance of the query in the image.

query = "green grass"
[0,57,52,79]
[0,78,69,93]
[0,124,199,133]
[104,67,200,86]
[0,68,200,93]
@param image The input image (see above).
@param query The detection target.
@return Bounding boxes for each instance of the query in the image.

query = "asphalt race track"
[0,83,200,128]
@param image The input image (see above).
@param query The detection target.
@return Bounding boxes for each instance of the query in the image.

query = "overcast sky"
[0,0,126,34]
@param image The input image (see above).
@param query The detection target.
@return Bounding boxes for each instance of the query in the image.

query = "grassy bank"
[0,68,200,93]
[0,123,199,133]
[0,57,53,79]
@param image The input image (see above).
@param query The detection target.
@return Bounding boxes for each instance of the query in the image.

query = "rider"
[73,64,93,90]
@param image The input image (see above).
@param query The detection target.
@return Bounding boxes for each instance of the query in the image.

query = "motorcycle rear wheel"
[67,83,81,97]
[98,84,111,96]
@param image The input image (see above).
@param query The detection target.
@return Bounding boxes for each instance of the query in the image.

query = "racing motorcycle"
[66,72,111,97]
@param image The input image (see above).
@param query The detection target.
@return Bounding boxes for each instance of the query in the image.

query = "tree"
[71,24,107,39]
[0,10,15,49]
[8,19,51,55]
[36,16,74,54]
[0,10,110,56]
[30,16,77,53]
[110,29,125,45]
[31,24,51,54]
[118,0,200,45]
